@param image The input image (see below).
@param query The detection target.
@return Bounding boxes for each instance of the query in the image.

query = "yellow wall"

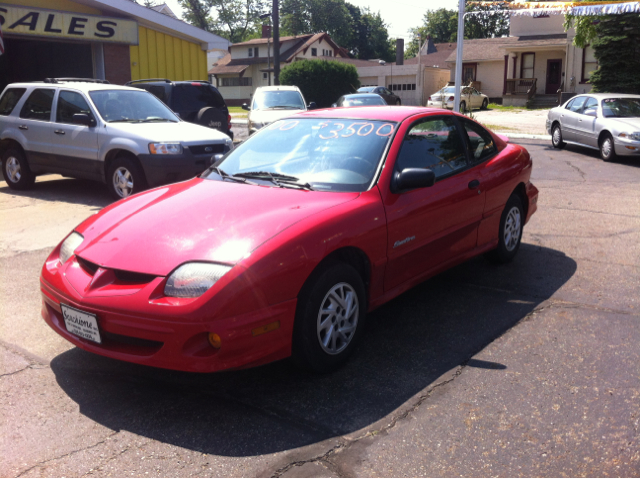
[11,0,101,14]
[130,26,208,82]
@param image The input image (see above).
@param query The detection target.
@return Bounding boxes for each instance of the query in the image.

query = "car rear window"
[0,88,27,116]
[172,84,225,112]
[19,89,55,121]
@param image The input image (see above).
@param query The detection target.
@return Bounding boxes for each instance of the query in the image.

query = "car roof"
[255,85,300,92]
[571,93,640,99]
[295,105,448,122]
[343,93,382,99]
[7,81,141,93]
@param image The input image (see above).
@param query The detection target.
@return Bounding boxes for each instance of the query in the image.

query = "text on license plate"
[61,304,102,344]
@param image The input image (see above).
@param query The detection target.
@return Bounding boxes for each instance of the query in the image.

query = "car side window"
[395,116,467,180]
[582,97,598,115]
[56,91,93,124]
[384,88,392,96]
[145,86,167,103]
[567,96,587,113]
[19,89,55,121]
[0,88,27,116]
[462,120,496,164]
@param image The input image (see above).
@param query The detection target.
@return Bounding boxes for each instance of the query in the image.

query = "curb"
[231,118,248,125]
[494,132,551,141]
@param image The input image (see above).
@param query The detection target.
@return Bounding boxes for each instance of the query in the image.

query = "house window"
[248,48,253,57]
[263,72,268,79]
[462,63,476,83]
[521,53,535,79]
[254,47,259,57]
[311,48,317,56]
[582,45,598,82]
[221,77,252,87]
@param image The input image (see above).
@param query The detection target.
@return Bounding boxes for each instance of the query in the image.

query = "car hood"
[75,179,359,276]
[608,117,640,130]
[249,108,305,126]
[105,121,230,143]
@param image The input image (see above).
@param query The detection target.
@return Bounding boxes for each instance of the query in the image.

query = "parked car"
[547,93,640,161]
[126,79,233,140]
[427,86,489,112]
[41,105,538,374]
[243,85,315,135]
[0,79,233,199]
[357,86,401,105]
[332,93,386,108]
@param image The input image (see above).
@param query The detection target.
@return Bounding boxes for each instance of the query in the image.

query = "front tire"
[2,147,35,190]
[551,124,566,149]
[107,156,146,200]
[485,194,524,264]
[599,133,616,162]
[292,262,366,373]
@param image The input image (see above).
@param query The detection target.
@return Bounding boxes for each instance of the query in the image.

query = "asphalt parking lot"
[1,139,638,477]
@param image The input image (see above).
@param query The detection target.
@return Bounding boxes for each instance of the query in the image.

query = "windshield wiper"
[234,171,313,190]
[108,119,137,123]
[213,167,258,185]
[137,118,177,123]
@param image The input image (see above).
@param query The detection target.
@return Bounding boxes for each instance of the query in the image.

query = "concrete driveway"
[1,140,638,477]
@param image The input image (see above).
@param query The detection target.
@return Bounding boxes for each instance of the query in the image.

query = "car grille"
[189,144,225,155]
[77,256,156,285]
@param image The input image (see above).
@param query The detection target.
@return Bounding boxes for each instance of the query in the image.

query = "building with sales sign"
[0,0,229,90]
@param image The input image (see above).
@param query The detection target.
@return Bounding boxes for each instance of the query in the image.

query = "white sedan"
[427,86,489,112]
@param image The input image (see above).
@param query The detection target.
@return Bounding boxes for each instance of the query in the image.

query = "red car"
[40,107,538,373]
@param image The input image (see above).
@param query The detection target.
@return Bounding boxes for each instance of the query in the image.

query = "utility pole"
[417,33,422,106]
[453,0,465,113]
[259,13,272,86]
[273,0,280,85]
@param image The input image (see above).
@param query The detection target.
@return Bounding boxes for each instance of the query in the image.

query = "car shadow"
[0,172,112,208]
[50,243,576,457]
[541,142,640,168]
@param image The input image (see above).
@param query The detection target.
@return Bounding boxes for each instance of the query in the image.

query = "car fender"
[98,136,143,162]
[1,127,29,153]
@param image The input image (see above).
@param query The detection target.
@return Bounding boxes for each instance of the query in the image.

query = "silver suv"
[0,78,233,199]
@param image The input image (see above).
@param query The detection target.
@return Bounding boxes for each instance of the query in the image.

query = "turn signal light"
[208,332,222,349]
[252,321,280,337]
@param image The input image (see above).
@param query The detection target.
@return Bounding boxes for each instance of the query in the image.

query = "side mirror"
[241,103,250,111]
[210,153,225,165]
[331,103,337,108]
[584,109,597,117]
[393,168,435,193]
[72,113,95,127]
[308,102,317,110]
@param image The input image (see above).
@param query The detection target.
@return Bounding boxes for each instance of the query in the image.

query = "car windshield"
[601,98,640,118]
[341,96,385,107]
[357,87,376,93]
[89,90,179,123]
[252,90,305,110]
[205,118,397,192]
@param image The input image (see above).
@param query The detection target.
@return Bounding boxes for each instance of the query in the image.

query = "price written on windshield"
[270,120,396,139]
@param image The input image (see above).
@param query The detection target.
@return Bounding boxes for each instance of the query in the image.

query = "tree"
[565,12,640,93]
[178,0,268,42]
[280,59,360,107]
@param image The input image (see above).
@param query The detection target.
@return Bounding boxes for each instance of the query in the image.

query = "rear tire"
[599,133,616,162]
[459,100,466,112]
[485,194,524,264]
[107,156,147,200]
[481,98,488,110]
[395,99,401,105]
[292,262,366,373]
[2,147,35,190]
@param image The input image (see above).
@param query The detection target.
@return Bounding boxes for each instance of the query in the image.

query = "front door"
[545,59,562,94]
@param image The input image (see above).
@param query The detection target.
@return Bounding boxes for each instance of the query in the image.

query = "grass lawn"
[228,106,248,116]
[486,103,526,112]
[482,123,519,132]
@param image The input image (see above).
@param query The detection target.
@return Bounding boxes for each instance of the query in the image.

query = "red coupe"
[40,107,538,373]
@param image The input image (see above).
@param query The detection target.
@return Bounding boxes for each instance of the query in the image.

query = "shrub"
[280,59,361,108]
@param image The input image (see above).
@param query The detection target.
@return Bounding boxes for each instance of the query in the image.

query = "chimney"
[262,25,272,38]
[396,39,404,65]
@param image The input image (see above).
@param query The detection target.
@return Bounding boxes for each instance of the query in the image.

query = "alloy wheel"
[6,156,21,183]
[504,206,522,252]
[316,282,359,355]
[601,138,613,159]
[113,167,133,198]
[553,127,561,146]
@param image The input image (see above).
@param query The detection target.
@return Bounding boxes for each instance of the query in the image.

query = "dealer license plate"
[61,304,102,344]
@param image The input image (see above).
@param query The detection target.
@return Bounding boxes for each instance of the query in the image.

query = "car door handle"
[54,130,65,135]
[468,179,480,190]
[19,125,28,130]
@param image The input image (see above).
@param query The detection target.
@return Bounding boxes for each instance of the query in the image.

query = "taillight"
[227,114,232,130]
[448,96,454,101]
[428,96,432,101]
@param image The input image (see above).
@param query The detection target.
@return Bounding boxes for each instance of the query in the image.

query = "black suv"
[126,79,233,139]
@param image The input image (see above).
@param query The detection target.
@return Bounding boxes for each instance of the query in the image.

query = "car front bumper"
[40,253,295,373]
[614,137,640,156]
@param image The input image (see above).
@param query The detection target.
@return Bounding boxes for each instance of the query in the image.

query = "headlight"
[59,232,84,265]
[251,122,265,130]
[149,143,183,155]
[164,262,232,298]
[618,132,640,141]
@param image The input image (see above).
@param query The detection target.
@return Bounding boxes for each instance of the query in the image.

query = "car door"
[574,96,599,147]
[16,88,56,171]
[471,89,483,109]
[560,96,588,141]
[50,89,100,180]
[382,115,486,291]
[374,87,388,104]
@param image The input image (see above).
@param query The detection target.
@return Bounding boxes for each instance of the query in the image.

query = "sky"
[160,0,460,41]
